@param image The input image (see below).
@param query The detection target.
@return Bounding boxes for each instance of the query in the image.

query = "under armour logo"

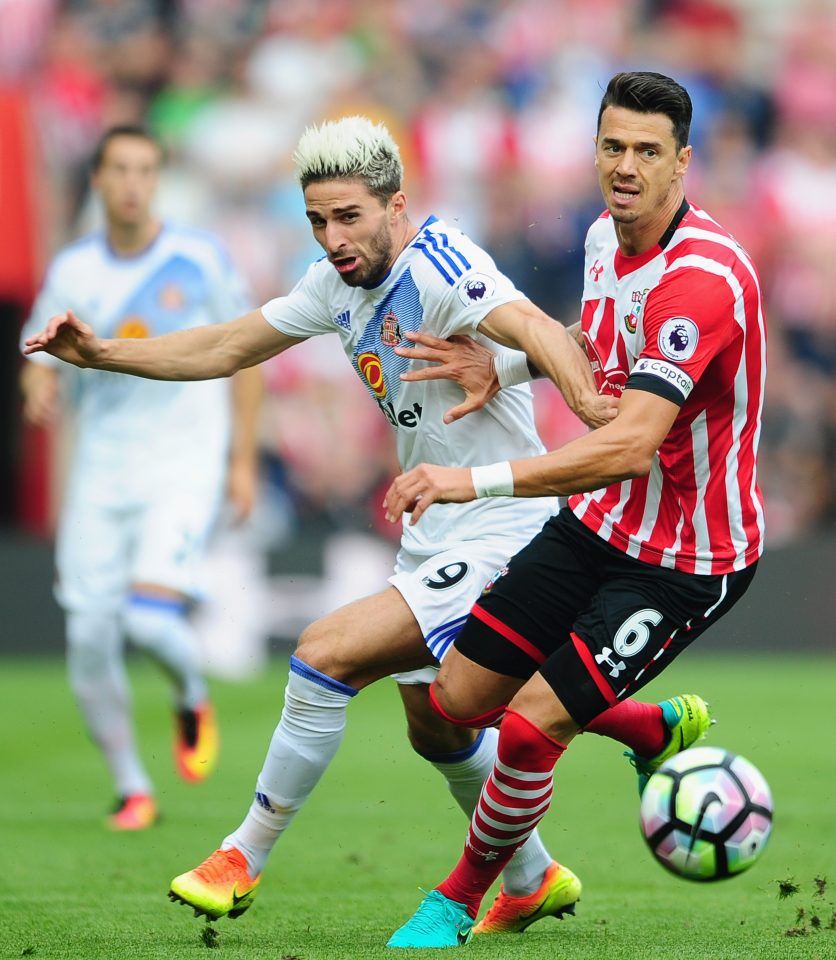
[595,646,626,677]
[589,259,604,281]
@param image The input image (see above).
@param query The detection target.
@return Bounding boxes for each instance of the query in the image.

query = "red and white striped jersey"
[569,201,767,575]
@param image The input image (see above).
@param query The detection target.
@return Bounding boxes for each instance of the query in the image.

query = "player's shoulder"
[45,232,105,285]
[160,222,235,266]
[668,203,755,273]
[584,210,616,250]
[300,253,340,292]
[408,215,501,291]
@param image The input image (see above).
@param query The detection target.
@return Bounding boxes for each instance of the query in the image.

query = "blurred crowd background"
[2,0,835,664]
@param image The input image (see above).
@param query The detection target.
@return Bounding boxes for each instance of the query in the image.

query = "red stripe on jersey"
[470,603,546,665]
[572,204,766,575]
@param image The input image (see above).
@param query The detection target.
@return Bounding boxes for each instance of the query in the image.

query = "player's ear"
[388,190,407,221]
[674,144,692,180]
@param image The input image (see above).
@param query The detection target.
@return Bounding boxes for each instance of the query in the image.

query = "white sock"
[66,610,152,797]
[123,594,207,708]
[427,726,553,896]
[222,657,356,876]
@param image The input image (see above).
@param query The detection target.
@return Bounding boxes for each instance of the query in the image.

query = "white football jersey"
[262,216,556,555]
[22,224,251,503]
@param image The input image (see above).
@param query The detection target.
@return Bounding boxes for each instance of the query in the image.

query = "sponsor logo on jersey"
[115,316,150,338]
[379,309,401,345]
[422,561,469,590]
[456,272,496,307]
[584,333,627,395]
[376,398,423,429]
[333,309,351,331]
[633,357,694,399]
[658,316,699,362]
[357,351,387,398]
[589,259,604,281]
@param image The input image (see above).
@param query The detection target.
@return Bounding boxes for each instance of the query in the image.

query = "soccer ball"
[639,746,773,881]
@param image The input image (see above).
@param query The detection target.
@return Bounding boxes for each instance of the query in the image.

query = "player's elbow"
[619,440,657,479]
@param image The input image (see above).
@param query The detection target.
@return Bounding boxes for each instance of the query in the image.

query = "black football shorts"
[454,509,757,727]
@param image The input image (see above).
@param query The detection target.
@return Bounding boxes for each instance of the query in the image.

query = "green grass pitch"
[2,653,834,959]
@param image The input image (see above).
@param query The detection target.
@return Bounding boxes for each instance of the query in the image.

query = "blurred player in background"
[19,126,263,830]
[25,117,705,935]
[384,71,766,948]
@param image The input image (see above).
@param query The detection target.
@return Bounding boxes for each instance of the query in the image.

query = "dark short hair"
[91,125,163,171]
[597,72,692,150]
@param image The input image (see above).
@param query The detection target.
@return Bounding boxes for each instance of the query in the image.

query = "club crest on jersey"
[116,316,150,339]
[158,282,186,311]
[357,351,387,398]
[658,317,699,362]
[624,287,649,333]
[456,272,496,307]
[379,309,401,346]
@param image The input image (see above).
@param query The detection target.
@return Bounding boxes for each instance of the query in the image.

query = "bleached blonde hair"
[293,116,403,201]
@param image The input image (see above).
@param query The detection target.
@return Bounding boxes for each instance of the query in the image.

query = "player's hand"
[576,391,620,429]
[226,455,258,522]
[384,463,475,525]
[395,331,499,424]
[22,310,102,367]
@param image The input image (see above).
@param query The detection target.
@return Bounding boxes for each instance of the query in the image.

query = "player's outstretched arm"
[23,308,301,381]
[384,389,678,525]
[477,300,618,429]
[394,331,500,423]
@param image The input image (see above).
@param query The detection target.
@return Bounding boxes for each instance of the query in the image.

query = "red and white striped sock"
[436,709,565,917]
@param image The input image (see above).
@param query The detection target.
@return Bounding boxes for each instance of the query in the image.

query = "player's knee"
[66,610,119,686]
[295,622,331,673]
[295,621,357,683]
[400,684,476,755]
[66,610,109,654]
[122,594,188,652]
[428,678,505,729]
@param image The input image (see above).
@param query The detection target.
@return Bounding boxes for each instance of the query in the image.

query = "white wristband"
[493,350,532,388]
[471,461,514,498]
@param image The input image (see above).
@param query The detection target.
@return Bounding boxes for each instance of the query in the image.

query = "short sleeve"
[424,242,528,340]
[628,268,738,405]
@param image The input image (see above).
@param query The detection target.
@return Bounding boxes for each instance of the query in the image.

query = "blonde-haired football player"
[25,116,703,934]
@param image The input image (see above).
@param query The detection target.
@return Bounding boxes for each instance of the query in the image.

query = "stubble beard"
[339,222,395,288]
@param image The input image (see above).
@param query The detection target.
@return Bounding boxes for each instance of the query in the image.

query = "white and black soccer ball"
[639,746,773,881]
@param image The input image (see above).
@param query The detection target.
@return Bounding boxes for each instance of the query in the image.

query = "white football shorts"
[388,538,523,685]
[55,479,224,612]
